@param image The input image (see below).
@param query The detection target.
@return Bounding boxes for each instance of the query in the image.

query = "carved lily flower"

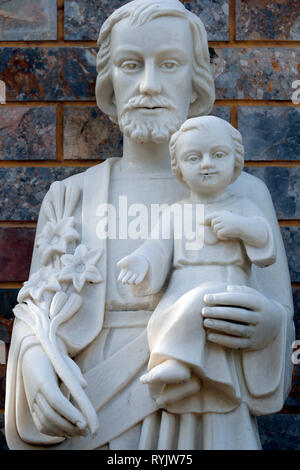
[59,244,103,293]
[36,217,79,265]
[18,266,61,303]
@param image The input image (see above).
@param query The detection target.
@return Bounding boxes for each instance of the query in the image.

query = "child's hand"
[205,211,243,241]
[117,254,149,285]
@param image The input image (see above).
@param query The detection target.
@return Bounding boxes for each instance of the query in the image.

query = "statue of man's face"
[110,16,194,144]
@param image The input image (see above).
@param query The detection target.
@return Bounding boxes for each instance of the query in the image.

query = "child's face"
[177,125,236,195]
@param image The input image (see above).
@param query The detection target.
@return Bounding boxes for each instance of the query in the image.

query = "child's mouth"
[199,171,217,176]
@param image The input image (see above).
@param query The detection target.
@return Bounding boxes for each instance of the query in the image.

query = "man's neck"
[120,136,172,174]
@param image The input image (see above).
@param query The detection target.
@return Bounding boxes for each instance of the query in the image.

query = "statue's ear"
[108,93,119,123]
[95,75,118,124]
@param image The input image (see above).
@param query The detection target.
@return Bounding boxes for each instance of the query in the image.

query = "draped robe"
[5,158,295,450]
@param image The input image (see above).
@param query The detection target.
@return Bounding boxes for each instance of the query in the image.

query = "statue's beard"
[119,96,185,144]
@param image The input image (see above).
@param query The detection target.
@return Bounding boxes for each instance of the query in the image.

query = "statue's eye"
[214,151,226,159]
[160,61,178,71]
[186,155,199,162]
[121,61,141,71]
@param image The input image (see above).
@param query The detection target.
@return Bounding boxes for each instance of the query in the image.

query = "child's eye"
[214,151,226,158]
[160,60,179,71]
[186,155,199,162]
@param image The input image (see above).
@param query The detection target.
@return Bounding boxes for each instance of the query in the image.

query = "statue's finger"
[211,222,223,232]
[203,292,260,311]
[41,386,87,430]
[127,272,138,284]
[33,403,64,437]
[122,270,134,284]
[118,269,128,282]
[202,306,258,325]
[210,217,221,227]
[203,318,254,338]
[216,229,229,240]
[35,393,85,437]
[207,333,251,349]
[204,212,221,224]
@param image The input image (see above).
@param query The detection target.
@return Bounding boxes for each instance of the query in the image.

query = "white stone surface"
[5,0,294,450]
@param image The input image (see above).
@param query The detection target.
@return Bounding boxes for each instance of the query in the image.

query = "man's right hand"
[22,345,88,438]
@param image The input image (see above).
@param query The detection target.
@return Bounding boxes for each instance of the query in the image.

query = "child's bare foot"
[140,359,191,385]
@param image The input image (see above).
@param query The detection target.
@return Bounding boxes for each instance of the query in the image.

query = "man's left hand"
[202,285,282,351]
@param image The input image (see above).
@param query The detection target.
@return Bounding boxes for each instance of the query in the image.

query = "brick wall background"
[0,0,299,450]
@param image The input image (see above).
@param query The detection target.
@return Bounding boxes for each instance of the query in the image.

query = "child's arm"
[117,205,175,295]
[205,211,269,248]
[205,209,276,267]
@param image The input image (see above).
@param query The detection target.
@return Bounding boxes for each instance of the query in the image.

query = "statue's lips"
[198,171,218,177]
[133,106,168,113]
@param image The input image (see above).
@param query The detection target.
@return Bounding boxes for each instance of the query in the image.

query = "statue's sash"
[60,330,157,450]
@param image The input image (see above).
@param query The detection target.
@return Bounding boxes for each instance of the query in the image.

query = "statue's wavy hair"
[170,116,245,185]
[95,0,215,123]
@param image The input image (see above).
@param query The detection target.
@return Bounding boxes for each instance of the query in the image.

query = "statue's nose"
[139,61,162,95]
[201,153,214,168]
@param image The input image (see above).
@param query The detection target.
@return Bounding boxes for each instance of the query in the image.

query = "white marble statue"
[118,116,277,398]
[5,0,294,450]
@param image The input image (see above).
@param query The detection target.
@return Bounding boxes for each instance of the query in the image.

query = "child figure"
[117,116,276,403]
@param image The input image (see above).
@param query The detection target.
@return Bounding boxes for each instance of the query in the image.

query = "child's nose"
[201,153,213,168]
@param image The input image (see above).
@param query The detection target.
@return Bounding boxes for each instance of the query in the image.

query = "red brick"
[0,228,35,282]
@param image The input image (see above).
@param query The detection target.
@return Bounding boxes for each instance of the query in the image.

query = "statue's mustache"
[122,96,174,113]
